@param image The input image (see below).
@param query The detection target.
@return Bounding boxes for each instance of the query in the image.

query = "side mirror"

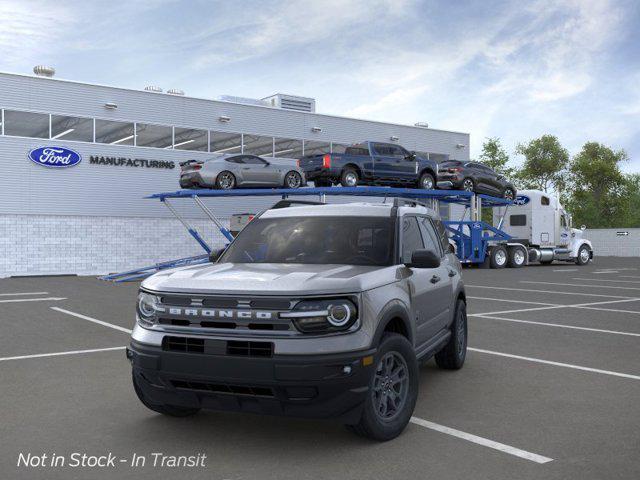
[209,248,225,263]
[405,153,416,161]
[581,225,586,231]
[405,249,441,269]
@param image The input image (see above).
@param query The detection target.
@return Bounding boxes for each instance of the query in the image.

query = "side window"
[541,196,550,206]
[417,217,442,257]
[560,215,567,228]
[510,214,527,226]
[243,155,267,165]
[432,218,451,253]
[388,145,406,158]
[401,217,424,264]
[226,156,244,164]
[372,143,391,156]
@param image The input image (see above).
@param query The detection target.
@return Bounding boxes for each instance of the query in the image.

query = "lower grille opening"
[227,341,273,357]
[171,380,274,397]
[163,336,204,353]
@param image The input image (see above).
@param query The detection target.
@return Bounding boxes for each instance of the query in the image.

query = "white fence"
[583,228,640,257]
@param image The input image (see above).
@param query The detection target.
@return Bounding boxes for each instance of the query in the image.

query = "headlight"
[282,298,358,333]
[136,291,160,327]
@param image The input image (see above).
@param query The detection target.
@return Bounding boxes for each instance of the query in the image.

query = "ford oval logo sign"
[513,195,530,206]
[28,146,82,168]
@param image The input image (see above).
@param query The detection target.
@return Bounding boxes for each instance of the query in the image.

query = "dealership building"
[0,68,470,277]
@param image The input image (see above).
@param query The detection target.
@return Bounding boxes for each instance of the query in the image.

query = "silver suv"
[128,199,467,441]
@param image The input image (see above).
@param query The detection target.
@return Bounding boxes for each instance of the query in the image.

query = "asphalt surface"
[1,257,639,480]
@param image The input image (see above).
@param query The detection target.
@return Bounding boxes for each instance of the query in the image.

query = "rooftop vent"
[262,94,315,113]
[167,88,185,96]
[218,95,270,107]
[414,122,429,128]
[144,85,163,93]
[33,65,55,77]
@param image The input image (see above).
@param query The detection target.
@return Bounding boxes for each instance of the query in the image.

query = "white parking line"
[553,269,578,272]
[466,285,635,299]
[572,278,640,284]
[0,292,49,296]
[409,417,553,464]
[51,307,132,334]
[0,346,126,362]
[471,297,640,317]
[0,297,66,304]
[468,347,640,381]
[521,281,640,291]
[472,315,640,337]
[467,296,558,307]
[593,270,619,274]
[620,275,640,279]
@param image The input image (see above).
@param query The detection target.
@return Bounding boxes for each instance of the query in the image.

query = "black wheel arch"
[342,163,363,177]
[372,300,414,347]
[419,167,436,180]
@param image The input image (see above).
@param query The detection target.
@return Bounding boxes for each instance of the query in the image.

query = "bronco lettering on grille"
[164,308,274,320]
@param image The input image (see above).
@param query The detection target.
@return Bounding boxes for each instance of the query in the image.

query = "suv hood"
[142,262,397,296]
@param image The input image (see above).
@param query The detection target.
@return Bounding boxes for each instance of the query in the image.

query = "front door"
[372,143,416,183]
[240,155,274,185]
[400,216,451,348]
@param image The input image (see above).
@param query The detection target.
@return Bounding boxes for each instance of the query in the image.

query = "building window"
[173,127,208,151]
[331,143,349,154]
[50,114,93,142]
[273,137,303,158]
[95,119,135,145]
[3,110,49,138]
[210,131,242,154]
[243,134,274,156]
[303,140,330,156]
[136,123,173,148]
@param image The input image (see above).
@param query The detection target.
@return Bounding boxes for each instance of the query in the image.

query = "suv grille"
[226,341,273,357]
[162,336,273,358]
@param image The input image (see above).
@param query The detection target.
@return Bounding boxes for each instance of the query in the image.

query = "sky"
[1,0,639,170]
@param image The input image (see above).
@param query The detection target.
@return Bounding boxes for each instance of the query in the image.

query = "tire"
[314,179,332,187]
[575,245,591,266]
[216,171,236,190]
[435,300,467,370]
[284,171,302,189]
[489,245,507,269]
[418,172,435,190]
[340,168,359,187]
[503,187,515,201]
[507,246,526,268]
[346,333,418,441]
[132,372,200,417]
[461,178,475,192]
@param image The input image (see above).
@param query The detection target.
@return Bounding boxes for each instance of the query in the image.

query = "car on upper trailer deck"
[298,141,442,190]
[437,160,516,200]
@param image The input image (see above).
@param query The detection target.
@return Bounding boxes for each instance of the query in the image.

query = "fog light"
[342,365,352,375]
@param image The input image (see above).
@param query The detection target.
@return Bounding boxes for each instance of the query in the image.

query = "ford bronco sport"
[128,199,467,441]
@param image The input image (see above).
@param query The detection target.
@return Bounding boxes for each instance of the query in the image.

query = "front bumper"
[129,340,375,423]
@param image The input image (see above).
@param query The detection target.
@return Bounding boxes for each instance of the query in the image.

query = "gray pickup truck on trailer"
[128,199,467,440]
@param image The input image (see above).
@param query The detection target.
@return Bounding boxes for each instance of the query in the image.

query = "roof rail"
[271,199,325,209]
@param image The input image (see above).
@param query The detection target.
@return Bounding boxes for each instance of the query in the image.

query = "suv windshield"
[220,216,395,266]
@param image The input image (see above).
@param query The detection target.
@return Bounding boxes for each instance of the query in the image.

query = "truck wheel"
[435,299,467,370]
[418,172,435,190]
[507,246,526,268]
[575,245,591,265]
[346,333,418,441]
[340,168,359,187]
[132,372,200,417]
[489,246,507,269]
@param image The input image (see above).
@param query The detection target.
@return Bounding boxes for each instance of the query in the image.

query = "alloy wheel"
[286,172,301,188]
[421,176,434,189]
[372,352,409,421]
[218,172,235,189]
[345,172,358,187]
[462,179,474,191]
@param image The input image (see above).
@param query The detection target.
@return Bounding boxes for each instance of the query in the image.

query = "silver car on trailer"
[180,154,306,189]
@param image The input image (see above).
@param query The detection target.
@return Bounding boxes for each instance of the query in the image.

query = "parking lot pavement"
[1,257,639,479]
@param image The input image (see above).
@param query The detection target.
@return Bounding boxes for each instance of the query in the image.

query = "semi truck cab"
[495,190,593,265]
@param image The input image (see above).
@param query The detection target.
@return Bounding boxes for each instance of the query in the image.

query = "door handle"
[430,275,441,284]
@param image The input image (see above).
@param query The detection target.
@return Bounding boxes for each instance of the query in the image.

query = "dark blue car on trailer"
[298,141,442,189]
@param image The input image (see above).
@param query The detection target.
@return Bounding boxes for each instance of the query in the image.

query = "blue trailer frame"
[101,187,512,282]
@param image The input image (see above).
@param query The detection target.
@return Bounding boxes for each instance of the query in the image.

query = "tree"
[478,137,515,178]
[515,135,569,192]
[565,142,629,228]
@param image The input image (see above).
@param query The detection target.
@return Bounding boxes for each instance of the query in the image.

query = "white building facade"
[0,71,470,277]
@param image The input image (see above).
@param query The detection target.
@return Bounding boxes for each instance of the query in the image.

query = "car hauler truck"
[492,189,593,266]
